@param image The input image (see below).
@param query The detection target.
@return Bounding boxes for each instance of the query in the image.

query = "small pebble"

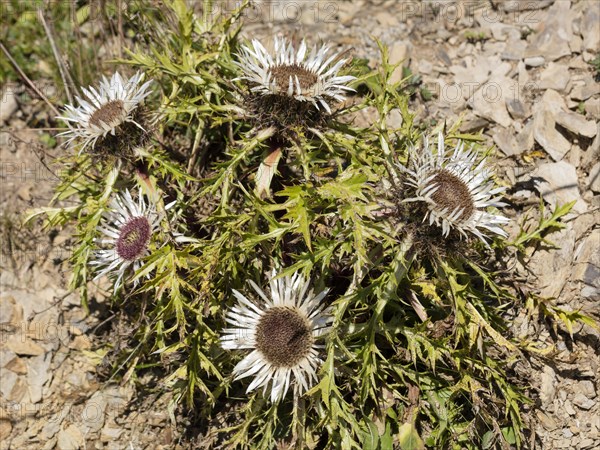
[524,56,545,67]
[564,400,577,416]
[573,394,595,411]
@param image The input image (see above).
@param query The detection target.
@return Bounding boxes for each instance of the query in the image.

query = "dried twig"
[0,41,61,117]
[117,0,124,58]
[37,7,75,105]
[187,123,206,174]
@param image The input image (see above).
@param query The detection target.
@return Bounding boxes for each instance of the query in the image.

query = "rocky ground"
[1,0,598,448]
[0,90,177,448]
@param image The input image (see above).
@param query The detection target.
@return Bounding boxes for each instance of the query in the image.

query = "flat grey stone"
[524,56,546,67]
[572,393,595,410]
[0,348,17,369]
[588,162,600,193]
[493,127,519,157]
[460,116,489,133]
[467,75,515,128]
[564,399,577,415]
[0,87,18,124]
[538,63,570,92]
[556,111,597,138]
[579,438,597,449]
[534,160,587,213]
[507,98,529,119]
[527,225,576,297]
[534,89,568,116]
[584,97,600,117]
[0,289,52,322]
[0,368,18,399]
[0,296,17,324]
[577,380,596,399]
[581,134,600,171]
[27,353,52,404]
[450,57,491,93]
[389,41,412,84]
[570,75,600,101]
[581,285,600,299]
[525,1,573,61]
[537,410,558,430]
[570,34,583,53]
[533,110,571,161]
[553,438,573,448]
[516,120,535,154]
[501,38,527,60]
[540,365,556,405]
[582,6,600,52]
[57,424,84,450]
[574,229,600,287]
[81,391,108,433]
[100,425,124,442]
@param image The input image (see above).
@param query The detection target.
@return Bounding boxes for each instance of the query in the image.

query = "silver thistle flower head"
[399,133,510,244]
[235,37,356,113]
[57,71,153,152]
[90,189,163,291]
[220,269,333,403]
